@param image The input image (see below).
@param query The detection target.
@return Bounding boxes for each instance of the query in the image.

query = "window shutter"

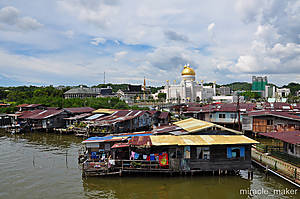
[240,146,245,157]
[227,147,232,158]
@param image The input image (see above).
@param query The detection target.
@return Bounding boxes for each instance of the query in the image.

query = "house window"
[267,120,273,125]
[227,146,245,158]
[230,114,237,119]
[289,144,294,153]
[196,147,210,160]
[219,114,226,119]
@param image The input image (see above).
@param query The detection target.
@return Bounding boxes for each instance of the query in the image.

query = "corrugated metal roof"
[63,107,95,114]
[247,111,300,121]
[93,109,120,114]
[19,109,65,119]
[173,118,215,133]
[150,135,259,146]
[16,104,42,108]
[82,132,153,143]
[64,113,92,120]
[158,112,170,119]
[85,114,104,120]
[260,131,300,145]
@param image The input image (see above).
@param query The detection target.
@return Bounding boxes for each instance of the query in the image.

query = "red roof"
[247,111,300,121]
[64,107,95,114]
[19,109,65,119]
[183,103,256,113]
[260,131,300,145]
[92,110,149,126]
[16,104,42,108]
[158,112,170,119]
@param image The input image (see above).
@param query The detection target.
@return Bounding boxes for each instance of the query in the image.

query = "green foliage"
[158,93,166,100]
[281,82,300,95]
[149,86,164,93]
[241,91,261,100]
[94,83,129,92]
[0,85,131,113]
[113,101,129,109]
[223,82,252,91]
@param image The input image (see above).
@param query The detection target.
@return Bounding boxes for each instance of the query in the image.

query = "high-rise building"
[252,76,268,91]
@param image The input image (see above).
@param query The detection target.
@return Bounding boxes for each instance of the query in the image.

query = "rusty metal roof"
[173,118,215,133]
[260,131,300,145]
[19,109,65,120]
[16,104,42,108]
[63,107,95,114]
[92,109,120,114]
[150,135,259,146]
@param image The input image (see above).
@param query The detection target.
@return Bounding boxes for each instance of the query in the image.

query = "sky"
[0,0,300,87]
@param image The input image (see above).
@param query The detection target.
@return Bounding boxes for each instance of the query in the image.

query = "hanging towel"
[159,153,169,166]
[134,153,140,160]
[130,152,135,160]
[150,154,155,161]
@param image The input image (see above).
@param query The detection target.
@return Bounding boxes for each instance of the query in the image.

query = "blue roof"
[84,132,153,142]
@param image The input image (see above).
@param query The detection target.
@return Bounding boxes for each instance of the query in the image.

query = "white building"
[212,96,244,103]
[265,85,276,98]
[164,65,216,103]
[276,88,291,98]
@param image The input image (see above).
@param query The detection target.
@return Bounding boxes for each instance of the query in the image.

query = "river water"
[0,130,298,199]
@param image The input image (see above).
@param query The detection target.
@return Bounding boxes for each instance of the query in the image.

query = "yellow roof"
[174,118,215,133]
[181,65,195,76]
[150,135,259,146]
[93,109,117,114]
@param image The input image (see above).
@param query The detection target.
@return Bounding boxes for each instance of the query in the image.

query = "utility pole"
[237,93,241,131]
[104,72,106,85]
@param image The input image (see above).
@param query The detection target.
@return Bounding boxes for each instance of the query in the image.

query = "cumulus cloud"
[218,0,300,81]
[90,37,106,45]
[164,30,189,42]
[114,51,128,61]
[0,6,43,31]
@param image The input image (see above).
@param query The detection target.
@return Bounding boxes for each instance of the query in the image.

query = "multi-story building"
[64,86,113,99]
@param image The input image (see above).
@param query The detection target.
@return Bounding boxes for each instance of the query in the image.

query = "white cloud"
[1,0,300,86]
[207,23,215,32]
[63,30,74,38]
[114,51,128,61]
[0,6,43,31]
[90,37,106,45]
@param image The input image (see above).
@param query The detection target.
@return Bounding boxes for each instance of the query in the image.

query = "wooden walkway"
[252,147,300,186]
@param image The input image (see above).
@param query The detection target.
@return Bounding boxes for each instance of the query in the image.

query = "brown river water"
[0,130,298,199]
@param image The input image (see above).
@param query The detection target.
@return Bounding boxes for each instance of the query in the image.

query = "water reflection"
[82,175,251,199]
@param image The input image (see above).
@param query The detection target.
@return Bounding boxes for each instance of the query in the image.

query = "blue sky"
[0,0,300,87]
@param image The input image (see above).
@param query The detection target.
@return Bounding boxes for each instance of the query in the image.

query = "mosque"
[164,64,216,103]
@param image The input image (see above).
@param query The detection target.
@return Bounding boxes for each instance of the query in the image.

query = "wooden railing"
[83,159,170,172]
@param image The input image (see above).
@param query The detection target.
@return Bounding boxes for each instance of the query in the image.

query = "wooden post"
[248,170,250,180]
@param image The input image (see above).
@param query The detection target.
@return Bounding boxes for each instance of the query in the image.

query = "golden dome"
[181,65,195,76]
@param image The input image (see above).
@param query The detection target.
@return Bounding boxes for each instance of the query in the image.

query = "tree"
[158,93,166,101]
[113,101,129,109]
